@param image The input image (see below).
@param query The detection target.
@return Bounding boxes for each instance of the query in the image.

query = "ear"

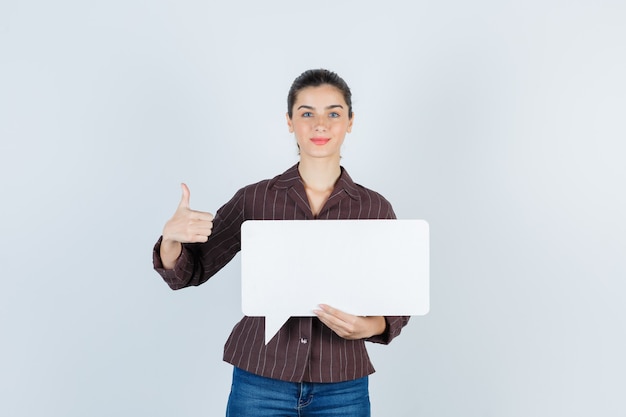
[346,112,355,133]
[286,112,294,133]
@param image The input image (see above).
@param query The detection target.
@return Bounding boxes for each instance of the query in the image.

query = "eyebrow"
[297,104,345,111]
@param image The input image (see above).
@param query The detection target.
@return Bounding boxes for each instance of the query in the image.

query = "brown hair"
[287,69,353,119]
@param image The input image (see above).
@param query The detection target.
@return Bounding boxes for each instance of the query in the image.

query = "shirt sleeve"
[152,237,197,289]
[366,316,411,345]
[152,187,246,290]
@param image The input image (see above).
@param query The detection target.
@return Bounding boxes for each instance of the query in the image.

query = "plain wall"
[1,1,625,416]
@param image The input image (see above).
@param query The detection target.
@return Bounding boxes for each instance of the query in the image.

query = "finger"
[187,233,209,243]
[185,222,212,239]
[189,222,213,236]
[316,313,351,338]
[317,305,363,334]
[318,304,350,322]
[188,210,214,221]
[315,306,345,329]
[314,310,335,329]
[179,183,191,209]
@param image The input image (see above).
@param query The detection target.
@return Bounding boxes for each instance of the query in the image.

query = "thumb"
[179,183,191,209]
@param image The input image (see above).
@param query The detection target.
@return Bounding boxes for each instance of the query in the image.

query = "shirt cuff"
[366,316,410,345]
[152,236,192,289]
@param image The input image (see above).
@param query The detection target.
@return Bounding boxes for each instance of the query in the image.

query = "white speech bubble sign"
[241,219,429,344]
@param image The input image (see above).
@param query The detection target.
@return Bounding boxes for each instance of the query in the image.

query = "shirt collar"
[271,163,361,201]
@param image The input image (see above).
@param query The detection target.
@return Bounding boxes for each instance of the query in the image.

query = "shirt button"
[300,338,308,344]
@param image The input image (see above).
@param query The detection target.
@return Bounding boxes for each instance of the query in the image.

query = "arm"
[314,305,409,343]
[153,184,244,290]
[152,183,214,289]
[366,315,411,345]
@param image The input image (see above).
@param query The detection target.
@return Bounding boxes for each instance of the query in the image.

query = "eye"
[329,112,340,118]
[302,112,313,117]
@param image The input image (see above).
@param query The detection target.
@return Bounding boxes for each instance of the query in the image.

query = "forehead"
[294,84,347,106]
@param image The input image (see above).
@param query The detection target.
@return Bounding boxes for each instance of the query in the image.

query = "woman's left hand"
[314,304,387,340]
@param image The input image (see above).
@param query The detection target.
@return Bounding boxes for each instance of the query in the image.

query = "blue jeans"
[226,367,371,417]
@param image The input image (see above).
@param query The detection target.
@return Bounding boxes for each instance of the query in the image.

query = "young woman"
[153,69,410,416]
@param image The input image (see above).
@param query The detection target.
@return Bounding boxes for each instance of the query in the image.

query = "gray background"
[1,0,625,416]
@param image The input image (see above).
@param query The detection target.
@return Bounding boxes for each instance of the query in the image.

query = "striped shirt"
[153,164,410,383]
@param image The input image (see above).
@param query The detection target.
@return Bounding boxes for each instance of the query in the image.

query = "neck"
[298,157,341,192]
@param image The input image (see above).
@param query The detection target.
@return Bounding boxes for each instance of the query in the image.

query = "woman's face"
[286,84,353,162]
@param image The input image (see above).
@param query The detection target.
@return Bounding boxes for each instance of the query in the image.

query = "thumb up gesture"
[160,184,214,269]
[163,183,214,243]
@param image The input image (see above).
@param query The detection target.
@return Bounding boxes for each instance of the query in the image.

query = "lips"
[310,138,330,145]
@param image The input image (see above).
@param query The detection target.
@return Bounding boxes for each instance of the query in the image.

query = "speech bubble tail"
[265,315,290,345]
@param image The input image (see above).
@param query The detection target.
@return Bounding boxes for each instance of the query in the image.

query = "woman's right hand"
[160,183,214,269]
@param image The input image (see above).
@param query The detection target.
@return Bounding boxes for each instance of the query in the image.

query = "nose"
[314,116,328,131]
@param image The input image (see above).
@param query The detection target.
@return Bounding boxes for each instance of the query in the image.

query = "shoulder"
[235,174,285,196]
[340,167,392,205]
[222,166,298,210]
[236,164,300,195]
[354,182,395,209]
[356,182,392,203]
[340,168,396,219]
